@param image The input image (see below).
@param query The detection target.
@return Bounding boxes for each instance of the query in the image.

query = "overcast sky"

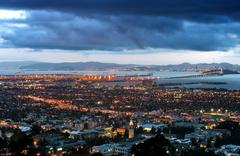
[0,0,240,64]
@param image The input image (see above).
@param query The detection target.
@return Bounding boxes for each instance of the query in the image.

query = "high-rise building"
[128,128,134,139]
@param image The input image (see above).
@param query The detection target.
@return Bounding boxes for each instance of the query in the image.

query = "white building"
[92,143,132,156]
[215,145,240,156]
[140,123,167,132]
[92,144,117,156]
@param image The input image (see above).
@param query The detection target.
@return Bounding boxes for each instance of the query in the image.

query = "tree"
[191,138,198,147]
[9,132,33,155]
[31,125,42,135]
[135,126,144,134]
[0,137,7,149]
[91,153,103,156]
[216,121,240,133]
[215,121,240,145]
[131,134,173,156]
[150,127,156,134]
[207,137,213,148]
[181,148,217,156]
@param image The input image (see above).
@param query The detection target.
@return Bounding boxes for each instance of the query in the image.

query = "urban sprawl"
[0,74,240,156]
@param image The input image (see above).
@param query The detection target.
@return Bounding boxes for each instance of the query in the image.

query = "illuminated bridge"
[159,68,224,79]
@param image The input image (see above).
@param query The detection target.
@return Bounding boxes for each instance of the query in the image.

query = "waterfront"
[0,69,197,77]
[156,74,240,90]
[0,70,239,90]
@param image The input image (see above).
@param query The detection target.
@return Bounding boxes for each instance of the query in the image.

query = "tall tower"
[128,119,134,139]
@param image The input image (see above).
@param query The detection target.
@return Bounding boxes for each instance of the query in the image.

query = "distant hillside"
[148,63,240,72]
[0,61,37,69]
[21,62,130,71]
[19,62,240,72]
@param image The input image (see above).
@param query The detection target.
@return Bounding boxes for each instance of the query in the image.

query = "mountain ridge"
[17,62,240,72]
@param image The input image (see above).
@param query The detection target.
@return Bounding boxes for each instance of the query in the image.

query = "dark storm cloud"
[1,0,240,22]
[0,1,240,51]
[1,11,186,50]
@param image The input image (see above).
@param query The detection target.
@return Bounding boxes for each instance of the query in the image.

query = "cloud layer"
[0,0,240,52]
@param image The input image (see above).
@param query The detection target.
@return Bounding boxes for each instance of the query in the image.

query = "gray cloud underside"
[1,0,240,21]
[0,0,240,51]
